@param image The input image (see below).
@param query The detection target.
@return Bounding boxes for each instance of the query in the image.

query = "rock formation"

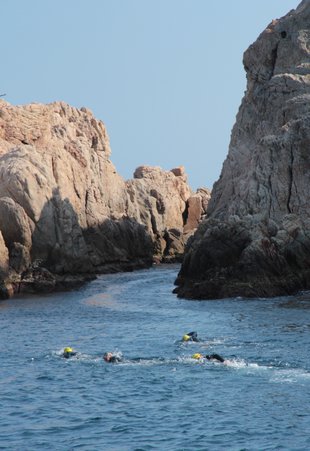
[126,166,210,261]
[0,100,209,297]
[183,188,210,234]
[175,0,310,299]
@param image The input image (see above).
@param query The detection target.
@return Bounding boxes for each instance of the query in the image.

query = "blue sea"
[1,265,310,450]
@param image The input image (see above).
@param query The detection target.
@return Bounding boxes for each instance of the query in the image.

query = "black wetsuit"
[187,331,199,342]
[205,353,225,363]
[107,355,122,363]
[63,351,77,359]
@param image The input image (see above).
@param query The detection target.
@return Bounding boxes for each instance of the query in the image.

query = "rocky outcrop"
[0,100,210,297]
[127,166,211,261]
[127,165,198,261]
[175,1,310,299]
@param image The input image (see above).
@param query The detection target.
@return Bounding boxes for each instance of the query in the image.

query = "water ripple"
[1,266,310,450]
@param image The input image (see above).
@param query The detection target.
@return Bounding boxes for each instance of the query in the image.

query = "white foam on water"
[53,348,65,357]
[50,349,310,384]
[270,367,310,383]
[223,358,310,382]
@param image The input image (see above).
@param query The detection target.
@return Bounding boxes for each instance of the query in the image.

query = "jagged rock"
[175,1,310,299]
[0,100,210,297]
[184,188,211,234]
[127,165,193,261]
[128,167,211,260]
[162,228,185,262]
[0,101,152,296]
[83,217,154,272]
[15,266,95,295]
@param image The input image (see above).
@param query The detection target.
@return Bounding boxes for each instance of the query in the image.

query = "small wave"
[36,374,54,381]
[223,359,264,369]
[225,360,310,381]
[175,338,226,349]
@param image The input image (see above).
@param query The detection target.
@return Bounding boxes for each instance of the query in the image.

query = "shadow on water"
[278,291,310,309]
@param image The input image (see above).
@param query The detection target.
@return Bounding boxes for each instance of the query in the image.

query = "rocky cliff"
[175,0,310,299]
[0,100,209,297]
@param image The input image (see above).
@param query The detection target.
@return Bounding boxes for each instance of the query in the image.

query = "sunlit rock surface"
[0,100,210,297]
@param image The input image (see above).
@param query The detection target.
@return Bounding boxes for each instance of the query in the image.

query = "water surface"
[1,265,310,450]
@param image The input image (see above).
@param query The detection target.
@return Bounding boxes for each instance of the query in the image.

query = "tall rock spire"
[175,1,310,299]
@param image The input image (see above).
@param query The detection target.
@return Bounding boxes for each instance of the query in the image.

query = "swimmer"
[63,347,77,359]
[205,353,225,363]
[191,353,204,360]
[103,352,123,363]
[182,331,200,342]
[191,353,226,363]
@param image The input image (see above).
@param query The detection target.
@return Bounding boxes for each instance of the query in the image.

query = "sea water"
[1,265,310,451]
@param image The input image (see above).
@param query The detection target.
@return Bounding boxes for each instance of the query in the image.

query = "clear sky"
[1,0,298,190]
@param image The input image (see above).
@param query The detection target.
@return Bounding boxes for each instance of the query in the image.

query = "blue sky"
[1,0,298,190]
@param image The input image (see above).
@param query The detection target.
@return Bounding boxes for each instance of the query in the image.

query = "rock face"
[127,165,200,262]
[0,100,210,297]
[175,1,310,299]
[183,188,210,234]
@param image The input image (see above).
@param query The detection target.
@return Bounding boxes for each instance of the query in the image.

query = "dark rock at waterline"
[174,216,310,299]
[16,267,96,295]
[175,1,310,299]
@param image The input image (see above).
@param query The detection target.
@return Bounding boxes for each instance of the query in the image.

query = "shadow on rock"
[6,188,154,296]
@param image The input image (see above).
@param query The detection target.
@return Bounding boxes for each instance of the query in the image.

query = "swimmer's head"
[182,334,191,342]
[103,352,113,362]
[192,353,203,360]
[64,347,73,353]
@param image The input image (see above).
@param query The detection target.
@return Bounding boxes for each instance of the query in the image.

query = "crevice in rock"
[91,135,98,150]
[182,200,189,226]
[270,43,279,78]
[51,156,58,183]
[84,189,89,212]
[150,212,157,235]
[268,174,273,218]
[287,146,294,213]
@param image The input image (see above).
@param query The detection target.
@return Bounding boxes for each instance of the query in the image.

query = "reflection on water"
[279,290,310,309]
[84,292,116,308]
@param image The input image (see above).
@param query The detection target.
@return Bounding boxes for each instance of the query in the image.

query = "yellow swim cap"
[182,334,191,341]
[64,347,73,353]
[192,353,203,360]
